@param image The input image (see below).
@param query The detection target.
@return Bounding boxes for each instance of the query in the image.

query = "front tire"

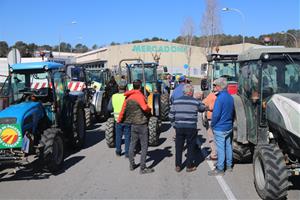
[105,117,115,148]
[149,116,159,146]
[253,144,289,200]
[72,100,86,149]
[40,128,64,172]
[85,107,92,129]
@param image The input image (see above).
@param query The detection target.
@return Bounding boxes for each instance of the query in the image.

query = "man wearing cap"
[169,84,206,172]
[118,80,154,174]
[170,75,186,104]
[107,83,130,157]
[208,77,234,176]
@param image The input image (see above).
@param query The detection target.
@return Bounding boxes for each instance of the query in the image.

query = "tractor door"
[239,61,260,144]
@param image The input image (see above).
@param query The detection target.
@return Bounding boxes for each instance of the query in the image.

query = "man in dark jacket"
[208,77,234,176]
[169,84,206,172]
[118,80,154,174]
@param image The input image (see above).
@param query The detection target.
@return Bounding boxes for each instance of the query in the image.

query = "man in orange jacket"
[118,80,154,174]
[202,85,217,160]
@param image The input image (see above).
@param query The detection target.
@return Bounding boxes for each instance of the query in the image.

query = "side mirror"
[201,79,209,91]
[163,66,168,72]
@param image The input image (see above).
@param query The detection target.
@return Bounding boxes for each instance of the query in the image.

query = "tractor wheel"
[160,93,170,121]
[232,117,252,163]
[40,128,64,172]
[149,116,159,146]
[253,144,289,200]
[72,100,86,149]
[85,107,92,129]
[233,141,252,163]
[105,117,115,148]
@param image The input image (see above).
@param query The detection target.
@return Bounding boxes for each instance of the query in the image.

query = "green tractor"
[105,59,169,147]
[65,63,112,128]
[0,62,86,173]
[233,47,300,199]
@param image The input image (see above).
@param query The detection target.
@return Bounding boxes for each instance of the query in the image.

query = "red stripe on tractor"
[34,83,39,89]
[41,82,47,88]
[73,82,80,91]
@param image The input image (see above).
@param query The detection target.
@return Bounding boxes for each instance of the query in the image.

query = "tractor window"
[213,61,238,82]
[130,67,155,82]
[71,67,85,82]
[53,71,66,108]
[262,60,300,95]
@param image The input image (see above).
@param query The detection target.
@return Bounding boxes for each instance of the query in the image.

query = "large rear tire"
[105,117,115,148]
[72,100,86,149]
[40,128,64,172]
[253,144,289,200]
[160,93,170,121]
[149,116,159,146]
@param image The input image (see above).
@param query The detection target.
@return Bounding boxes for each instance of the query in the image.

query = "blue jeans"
[214,129,233,171]
[115,123,131,156]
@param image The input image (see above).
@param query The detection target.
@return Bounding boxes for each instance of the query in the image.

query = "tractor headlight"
[262,53,270,60]
[9,67,13,72]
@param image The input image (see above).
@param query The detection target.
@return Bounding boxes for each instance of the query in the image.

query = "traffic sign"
[184,64,189,69]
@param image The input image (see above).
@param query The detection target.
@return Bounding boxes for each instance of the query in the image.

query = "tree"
[13,41,28,57]
[59,42,71,52]
[0,41,9,57]
[181,17,195,76]
[92,44,98,50]
[200,0,222,54]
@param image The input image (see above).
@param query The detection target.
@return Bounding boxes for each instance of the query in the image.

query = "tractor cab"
[202,53,239,96]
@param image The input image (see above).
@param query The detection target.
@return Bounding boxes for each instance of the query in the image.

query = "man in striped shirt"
[169,84,207,172]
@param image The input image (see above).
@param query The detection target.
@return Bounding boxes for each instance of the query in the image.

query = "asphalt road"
[0,117,300,199]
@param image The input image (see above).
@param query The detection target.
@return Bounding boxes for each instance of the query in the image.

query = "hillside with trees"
[0,29,299,58]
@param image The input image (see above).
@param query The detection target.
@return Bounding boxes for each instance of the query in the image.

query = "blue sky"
[0,0,299,47]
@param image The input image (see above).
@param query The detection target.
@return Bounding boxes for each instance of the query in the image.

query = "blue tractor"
[0,62,86,172]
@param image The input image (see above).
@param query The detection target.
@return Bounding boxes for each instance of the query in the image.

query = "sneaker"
[226,166,233,172]
[175,166,181,172]
[116,151,121,157]
[186,166,197,172]
[140,167,155,174]
[208,168,224,176]
[129,163,137,171]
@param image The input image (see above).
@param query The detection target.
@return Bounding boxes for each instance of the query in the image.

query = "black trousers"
[129,124,148,169]
[175,128,197,168]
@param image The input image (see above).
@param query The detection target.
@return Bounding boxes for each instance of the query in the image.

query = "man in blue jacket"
[208,77,234,176]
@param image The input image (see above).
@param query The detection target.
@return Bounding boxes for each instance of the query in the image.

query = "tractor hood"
[0,102,44,124]
[266,94,300,138]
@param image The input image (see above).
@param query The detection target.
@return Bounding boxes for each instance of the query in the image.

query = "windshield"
[130,67,155,83]
[11,71,49,102]
[86,69,104,85]
[262,59,300,94]
[213,61,239,82]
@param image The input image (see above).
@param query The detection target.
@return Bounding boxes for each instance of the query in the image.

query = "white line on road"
[207,160,237,200]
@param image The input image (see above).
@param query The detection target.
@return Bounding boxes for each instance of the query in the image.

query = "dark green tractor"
[233,47,300,199]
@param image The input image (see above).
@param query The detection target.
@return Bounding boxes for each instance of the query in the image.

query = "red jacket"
[117,90,151,124]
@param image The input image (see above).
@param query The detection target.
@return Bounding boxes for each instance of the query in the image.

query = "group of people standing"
[107,74,234,176]
[170,75,234,176]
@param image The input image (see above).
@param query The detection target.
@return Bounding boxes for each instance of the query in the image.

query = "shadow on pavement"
[289,176,300,190]
[83,129,105,149]
[147,146,173,168]
[160,122,172,133]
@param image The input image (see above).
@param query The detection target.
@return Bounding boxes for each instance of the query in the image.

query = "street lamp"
[222,7,245,51]
[58,20,77,56]
[281,31,298,48]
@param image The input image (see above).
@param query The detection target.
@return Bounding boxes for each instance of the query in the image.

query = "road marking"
[207,160,237,200]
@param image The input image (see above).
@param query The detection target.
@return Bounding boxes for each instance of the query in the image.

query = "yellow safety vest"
[112,93,126,120]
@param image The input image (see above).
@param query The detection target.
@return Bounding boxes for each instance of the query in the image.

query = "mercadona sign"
[0,124,23,149]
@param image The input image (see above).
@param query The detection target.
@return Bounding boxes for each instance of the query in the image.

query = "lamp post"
[281,31,298,48]
[58,20,77,57]
[222,7,245,51]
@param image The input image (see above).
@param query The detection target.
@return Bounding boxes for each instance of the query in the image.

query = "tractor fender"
[91,90,105,114]
[152,93,160,118]
[69,91,85,103]
[232,94,248,144]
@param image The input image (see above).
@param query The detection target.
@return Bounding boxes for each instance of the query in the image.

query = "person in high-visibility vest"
[107,83,131,157]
